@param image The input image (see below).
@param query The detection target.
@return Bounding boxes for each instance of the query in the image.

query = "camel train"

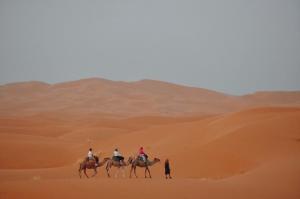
[78,148,161,179]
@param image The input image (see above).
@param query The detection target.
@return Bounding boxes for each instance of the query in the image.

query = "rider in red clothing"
[139,147,145,155]
[138,147,148,162]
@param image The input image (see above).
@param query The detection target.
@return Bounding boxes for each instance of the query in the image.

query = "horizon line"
[1,77,300,97]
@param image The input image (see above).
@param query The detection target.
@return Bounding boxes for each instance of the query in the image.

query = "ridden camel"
[79,156,110,178]
[129,157,160,178]
[106,157,133,178]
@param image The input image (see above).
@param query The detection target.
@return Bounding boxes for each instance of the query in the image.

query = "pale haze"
[0,0,299,95]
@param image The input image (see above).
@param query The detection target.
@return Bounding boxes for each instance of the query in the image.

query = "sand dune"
[1,79,300,199]
[1,78,299,118]
[0,107,299,198]
[89,107,300,178]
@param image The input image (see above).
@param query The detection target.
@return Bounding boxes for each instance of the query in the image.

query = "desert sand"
[0,78,300,199]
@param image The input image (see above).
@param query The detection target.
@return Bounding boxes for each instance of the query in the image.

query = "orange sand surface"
[0,79,300,199]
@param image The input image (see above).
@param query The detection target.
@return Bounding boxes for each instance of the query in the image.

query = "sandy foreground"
[1,107,300,199]
[0,80,300,199]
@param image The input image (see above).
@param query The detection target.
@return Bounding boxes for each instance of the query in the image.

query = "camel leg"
[115,166,123,178]
[79,166,82,178]
[92,168,97,177]
[84,168,89,178]
[147,167,152,178]
[130,165,135,178]
[129,166,132,178]
[118,166,125,178]
[79,164,84,178]
[144,167,151,178]
[114,167,119,178]
[106,167,110,178]
[106,163,111,178]
[134,166,138,178]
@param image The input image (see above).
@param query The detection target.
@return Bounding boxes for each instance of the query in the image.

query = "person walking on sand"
[165,159,172,179]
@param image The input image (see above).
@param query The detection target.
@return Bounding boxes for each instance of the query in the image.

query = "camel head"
[103,157,111,161]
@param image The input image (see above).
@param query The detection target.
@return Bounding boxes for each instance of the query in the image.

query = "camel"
[129,157,160,178]
[105,157,133,178]
[79,156,110,178]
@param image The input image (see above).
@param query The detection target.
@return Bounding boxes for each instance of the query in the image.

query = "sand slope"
[0,107,300,198]
[0,79,300,199]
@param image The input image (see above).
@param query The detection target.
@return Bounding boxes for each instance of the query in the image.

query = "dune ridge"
[1,78,299,118]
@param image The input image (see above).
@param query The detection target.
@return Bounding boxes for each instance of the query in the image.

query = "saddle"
[85,156,99,165]
[137,156,147,163]
[112,156,120,162]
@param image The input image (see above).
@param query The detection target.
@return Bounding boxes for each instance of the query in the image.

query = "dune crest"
[1,78,299,118]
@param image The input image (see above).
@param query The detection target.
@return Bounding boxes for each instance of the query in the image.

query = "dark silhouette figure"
[165,159,172,179]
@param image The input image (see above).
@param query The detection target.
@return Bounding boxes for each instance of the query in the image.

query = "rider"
[113,148,125,165]
[87,148,98,166]
[138,147,148,163]
[87,148,94,160]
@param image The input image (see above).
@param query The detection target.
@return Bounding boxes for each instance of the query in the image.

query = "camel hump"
[85,159,96,165]
[112,156,121,162]
[137,156,147,162]
[84,159,98,168]
[85,156,99,163]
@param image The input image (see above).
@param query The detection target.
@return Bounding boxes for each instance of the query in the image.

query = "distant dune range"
[0,78,300,199]
[1,78,300,117]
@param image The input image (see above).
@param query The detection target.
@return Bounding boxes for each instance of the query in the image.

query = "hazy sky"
[0,0,299,94]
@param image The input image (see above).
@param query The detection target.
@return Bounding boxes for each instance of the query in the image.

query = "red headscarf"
[139,147,145,155]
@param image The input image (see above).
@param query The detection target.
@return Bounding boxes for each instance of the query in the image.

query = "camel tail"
[78,163,82,178]
[79,163,84,172]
